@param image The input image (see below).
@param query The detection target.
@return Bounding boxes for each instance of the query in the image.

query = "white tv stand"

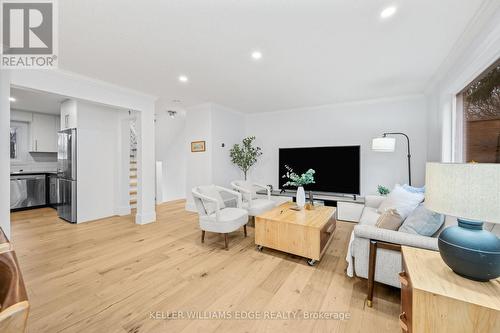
[257,190,365,222]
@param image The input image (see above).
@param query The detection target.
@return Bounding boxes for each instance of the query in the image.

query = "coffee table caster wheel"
[256,245,264,252]
[307,259,316,266]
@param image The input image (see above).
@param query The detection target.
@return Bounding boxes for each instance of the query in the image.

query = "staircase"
[129,119,138,210]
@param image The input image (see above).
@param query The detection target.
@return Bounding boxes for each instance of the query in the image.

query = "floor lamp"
[372,132,412,186]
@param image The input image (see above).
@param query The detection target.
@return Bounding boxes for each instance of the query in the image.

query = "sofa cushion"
[399,203,444,236]
[359,207,381,226]
[376,209,403,230]
[197,185,226,215]
[402,184,425,193]
[377,184,424,219]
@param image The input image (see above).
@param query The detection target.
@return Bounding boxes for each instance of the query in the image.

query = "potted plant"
[282,165,315,209]
[229,136,262,180]
[377,185,390,196]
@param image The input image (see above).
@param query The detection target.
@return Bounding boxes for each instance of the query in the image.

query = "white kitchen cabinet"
[31,113,58,152]
[60,99,78,130]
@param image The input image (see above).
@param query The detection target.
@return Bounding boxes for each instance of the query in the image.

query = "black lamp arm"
[382,132,412,186]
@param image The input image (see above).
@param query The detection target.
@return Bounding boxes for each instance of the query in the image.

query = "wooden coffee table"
[255,202,336,266]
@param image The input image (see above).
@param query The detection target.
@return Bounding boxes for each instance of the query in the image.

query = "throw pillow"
[377,184,424,219]
[402,184,425,194]
[197,185,226,215]
[376,209,404,230]
[399,203,444,236]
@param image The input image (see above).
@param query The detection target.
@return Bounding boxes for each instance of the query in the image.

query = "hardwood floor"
[10,201,400,333]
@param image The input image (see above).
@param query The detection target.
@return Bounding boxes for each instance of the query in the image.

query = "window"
[458,59,500,163]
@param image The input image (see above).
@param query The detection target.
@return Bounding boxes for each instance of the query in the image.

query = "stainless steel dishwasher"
[10,174,47,209]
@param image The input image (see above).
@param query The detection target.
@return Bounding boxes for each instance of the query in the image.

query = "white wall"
[185,104,213,209]
[76,101,127,223]
[183,103,245,210]
[425,3,500,162]
[211,104,245,186]
[245,95,428,195]
[155,109,187,202]
[0,71,11,238]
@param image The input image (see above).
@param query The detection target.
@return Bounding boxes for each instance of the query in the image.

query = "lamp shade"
[372,137,396,152]
[425,162,500,223]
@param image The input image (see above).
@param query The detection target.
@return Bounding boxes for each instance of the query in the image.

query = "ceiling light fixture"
[9,97,16,102]
[251,51,262,60]
[380,6,397,19]
[178,75,188,83]
[167,110,177,118]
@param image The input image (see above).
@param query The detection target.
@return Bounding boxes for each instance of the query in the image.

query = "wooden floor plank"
[10,201,400,333]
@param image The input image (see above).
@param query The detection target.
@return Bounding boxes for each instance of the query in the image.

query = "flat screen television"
[279,145,360,195]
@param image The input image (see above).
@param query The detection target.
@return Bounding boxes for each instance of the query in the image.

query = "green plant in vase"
[377,185,390,196]
[282,165,315,209]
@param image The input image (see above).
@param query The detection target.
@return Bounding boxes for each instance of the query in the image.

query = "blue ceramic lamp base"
[438,218,500,282]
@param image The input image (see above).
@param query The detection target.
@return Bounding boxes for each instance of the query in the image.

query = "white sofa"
[347,195,500,307]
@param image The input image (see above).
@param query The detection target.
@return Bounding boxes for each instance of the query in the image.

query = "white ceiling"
[58,0,486,112]
[10,88,67,115]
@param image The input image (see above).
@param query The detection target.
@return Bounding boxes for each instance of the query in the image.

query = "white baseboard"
[135,211,156,224]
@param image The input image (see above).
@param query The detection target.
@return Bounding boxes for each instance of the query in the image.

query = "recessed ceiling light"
[178,75,188,83]
[9,97,16,102]
[251,51,262,60]
[380,6,397,19]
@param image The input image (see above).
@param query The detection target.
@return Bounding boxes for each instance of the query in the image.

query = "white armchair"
[192,185,249,250]
[230,180,276,218]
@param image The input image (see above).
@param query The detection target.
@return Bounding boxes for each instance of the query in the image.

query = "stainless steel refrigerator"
[57,128,77,223]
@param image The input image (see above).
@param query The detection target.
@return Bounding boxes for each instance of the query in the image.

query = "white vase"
[296,186,306,209]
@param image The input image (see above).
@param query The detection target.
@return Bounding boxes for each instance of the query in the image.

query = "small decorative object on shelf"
[282,165,315,209]
[377,185,390,196]
[305,191,315,210]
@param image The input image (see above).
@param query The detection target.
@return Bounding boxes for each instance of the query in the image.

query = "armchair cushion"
[198,185,226,215]
[200,208,248,233]
[243,199,276,216]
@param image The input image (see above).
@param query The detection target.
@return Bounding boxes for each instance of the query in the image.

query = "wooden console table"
[255,203,336,265]
[400,246,500,333]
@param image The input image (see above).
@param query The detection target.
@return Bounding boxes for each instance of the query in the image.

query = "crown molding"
[424,0,500,95]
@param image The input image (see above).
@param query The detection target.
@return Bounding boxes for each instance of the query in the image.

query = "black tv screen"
[279,146,360,195]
